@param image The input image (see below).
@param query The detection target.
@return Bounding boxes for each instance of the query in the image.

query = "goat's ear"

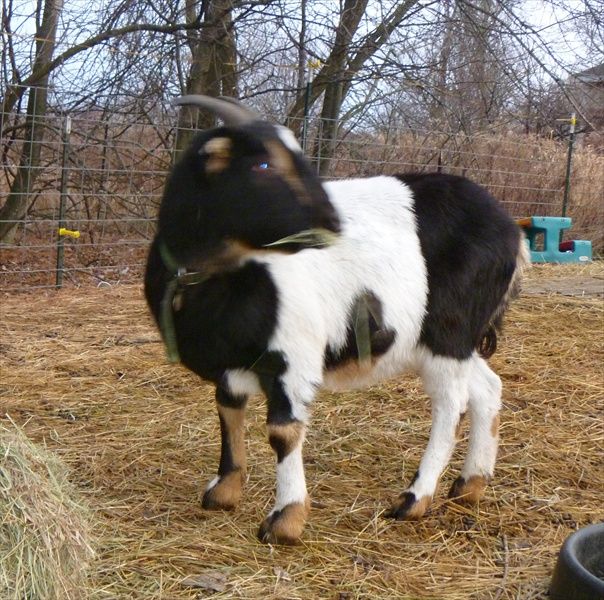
[201,137,233,174]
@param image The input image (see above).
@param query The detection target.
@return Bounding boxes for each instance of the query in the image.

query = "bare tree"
[1,0,601,243]
[0,0,62,242]
[0,0,265,241]
[175,0,239,151]
[285,0,421,173]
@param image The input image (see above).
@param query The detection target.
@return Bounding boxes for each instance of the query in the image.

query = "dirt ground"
[522,263,603,297]
[0,262,603,599]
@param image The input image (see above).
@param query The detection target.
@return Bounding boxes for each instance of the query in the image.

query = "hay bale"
[0,422,94,600]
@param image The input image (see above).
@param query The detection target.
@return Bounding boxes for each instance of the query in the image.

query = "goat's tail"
[479,236,530,359]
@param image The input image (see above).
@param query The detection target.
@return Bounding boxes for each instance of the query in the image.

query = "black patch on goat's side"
[324,291,396,370]
[144,239,279,383]
[398,173,520,360]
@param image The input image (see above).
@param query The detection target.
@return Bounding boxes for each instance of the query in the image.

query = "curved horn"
[172,95,255,125]
[218,96,261,120]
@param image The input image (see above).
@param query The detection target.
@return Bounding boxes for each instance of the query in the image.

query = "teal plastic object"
[520,216,592,263]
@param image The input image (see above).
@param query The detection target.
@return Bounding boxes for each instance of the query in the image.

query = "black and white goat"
[144,96,528,545]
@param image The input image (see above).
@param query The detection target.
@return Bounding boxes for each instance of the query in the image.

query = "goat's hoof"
[257,501,309,545]
[202,471,243,511]
[384,491,432,520]
[448,475,488,505]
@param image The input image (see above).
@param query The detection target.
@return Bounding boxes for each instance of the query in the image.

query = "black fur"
[145,121,342,386]
[144,237,279,383]
[398,173,520,360]
[383,491,418,520]
[269,434,290,463]
[158,126,340,269]
[257,509,283,542]
[409,470,420,486]
[324,291,397,370]
[217,412,237,476]
[216,386,247,409]
[214,388,247,477]
[261,376,296,426]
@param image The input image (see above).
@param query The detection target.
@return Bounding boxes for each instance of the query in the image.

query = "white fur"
[462,355,502,479]
[206,475,220,491]
[221,175,509,520]
[272,435,307,513]
[225,369,262,397]
[257,176,428,402]
[409,351,471,498]
[253,177,438,515]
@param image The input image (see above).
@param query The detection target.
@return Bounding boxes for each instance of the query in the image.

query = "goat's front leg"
[258,377,310,545]
[386,355,470,520]
[202,386,247,511]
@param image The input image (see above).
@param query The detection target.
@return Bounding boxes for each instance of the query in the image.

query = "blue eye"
[252,161,272,173]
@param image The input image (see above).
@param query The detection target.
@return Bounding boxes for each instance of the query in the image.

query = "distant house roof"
[574,64,604,84]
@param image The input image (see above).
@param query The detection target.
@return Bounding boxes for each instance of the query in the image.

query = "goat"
[144,95,528,545]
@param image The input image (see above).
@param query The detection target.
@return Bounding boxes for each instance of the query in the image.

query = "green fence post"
[55,116,71,288]
[302,79,311,154]
[561,113,576,220]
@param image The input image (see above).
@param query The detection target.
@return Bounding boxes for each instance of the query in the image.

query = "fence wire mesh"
[1,99,603,291]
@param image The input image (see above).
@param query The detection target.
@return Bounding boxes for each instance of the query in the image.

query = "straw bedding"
[0,421,94,599]
[0,263,602,599]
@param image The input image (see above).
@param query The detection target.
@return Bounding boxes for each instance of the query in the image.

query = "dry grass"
[0,421,94,599]
[0,263,602,599]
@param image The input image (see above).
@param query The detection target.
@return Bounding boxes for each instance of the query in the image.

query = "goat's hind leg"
[385,354,470,520]
[448,355,501,504]
[202,385,248,510]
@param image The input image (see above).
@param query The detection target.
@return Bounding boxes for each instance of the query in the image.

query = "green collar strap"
[158,241,209,363]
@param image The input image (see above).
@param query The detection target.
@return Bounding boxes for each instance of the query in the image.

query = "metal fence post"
[55,116,71,288]
[561,113,576,219]
[302,80,311,154]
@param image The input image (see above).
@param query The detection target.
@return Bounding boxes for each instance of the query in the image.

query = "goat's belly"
[323,361,378,391]
[322,349,413,392]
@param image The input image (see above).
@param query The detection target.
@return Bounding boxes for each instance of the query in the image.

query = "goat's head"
[157,95,341,270]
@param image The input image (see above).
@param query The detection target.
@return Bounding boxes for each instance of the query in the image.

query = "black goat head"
[157,95,341,268]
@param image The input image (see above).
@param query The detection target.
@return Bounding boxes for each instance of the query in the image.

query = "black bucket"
[550,522,604,600]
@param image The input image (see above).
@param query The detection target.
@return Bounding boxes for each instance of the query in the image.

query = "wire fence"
[1,100,603,291]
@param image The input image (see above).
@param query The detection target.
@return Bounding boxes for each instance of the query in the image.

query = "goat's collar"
[158,241,210,287]
[157,239,253,363]
[158,241,210,363]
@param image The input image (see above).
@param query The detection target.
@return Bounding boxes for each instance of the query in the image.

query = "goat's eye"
[252,161,272,173]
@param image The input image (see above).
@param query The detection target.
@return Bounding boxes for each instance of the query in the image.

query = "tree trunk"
[430,0,454,128]
[310,0,368,172]
[309,0,418,173]
[175,0,238,153]
[0,0,62,243]
[294,0,307,113]
[315,79,343,175]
